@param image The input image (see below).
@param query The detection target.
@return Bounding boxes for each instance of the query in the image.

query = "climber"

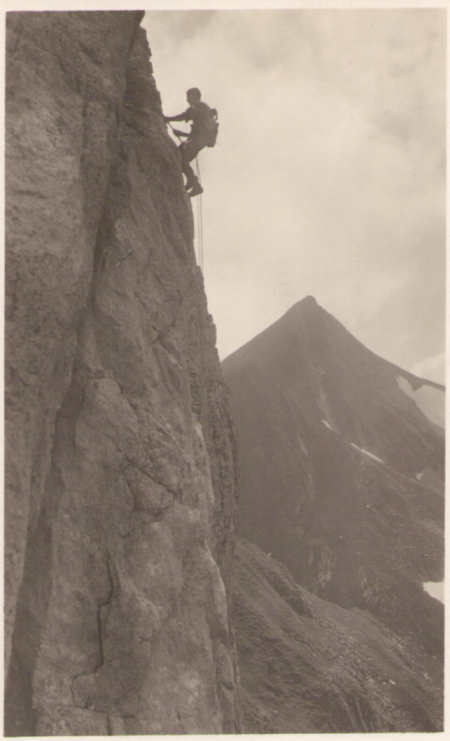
[164,88,218,197]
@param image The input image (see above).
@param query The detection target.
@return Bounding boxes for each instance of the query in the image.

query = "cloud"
[410,352,445,385]
[397,377,445,429]
[143,9,445,371]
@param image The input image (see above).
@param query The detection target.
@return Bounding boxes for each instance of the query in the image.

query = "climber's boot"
[189,182,203,197]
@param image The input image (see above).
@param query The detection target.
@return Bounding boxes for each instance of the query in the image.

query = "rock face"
[223,296,444,728]
[5,11,445,737]
[233,540,443,732]
[5,12,240,735]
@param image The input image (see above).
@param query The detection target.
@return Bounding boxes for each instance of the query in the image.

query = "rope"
[195,156,204,273]
[167,123,204,273]
[167,121,183,143]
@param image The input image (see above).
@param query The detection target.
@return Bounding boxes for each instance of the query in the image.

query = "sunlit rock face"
[5,12,241,735]
[222,297,444,656]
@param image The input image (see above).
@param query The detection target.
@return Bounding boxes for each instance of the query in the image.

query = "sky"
[142,8,446,389]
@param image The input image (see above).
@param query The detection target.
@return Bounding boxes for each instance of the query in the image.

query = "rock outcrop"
[223,296,444,728]
[5,12,240,735]
[6,11,444,737]
[233,540,443,732]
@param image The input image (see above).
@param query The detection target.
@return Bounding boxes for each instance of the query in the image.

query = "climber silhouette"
[164,88,218,198]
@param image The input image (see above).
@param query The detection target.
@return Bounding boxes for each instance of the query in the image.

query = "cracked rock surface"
[5,11,240,735]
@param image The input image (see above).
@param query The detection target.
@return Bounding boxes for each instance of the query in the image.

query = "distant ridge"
[226,295,445,392]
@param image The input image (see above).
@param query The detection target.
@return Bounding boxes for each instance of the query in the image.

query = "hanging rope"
[167,121,181,141]
[167,123,204,272]
[195,156,204,273]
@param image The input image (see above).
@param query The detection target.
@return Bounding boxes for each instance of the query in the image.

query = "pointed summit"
[222,301,444,659]
[224,297,444,395]
[293,294,319,310]
[284,294,327,327]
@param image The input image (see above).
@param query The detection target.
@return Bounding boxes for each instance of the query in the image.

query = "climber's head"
[187,88,201,105]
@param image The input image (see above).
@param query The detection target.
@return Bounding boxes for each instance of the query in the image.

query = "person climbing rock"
[164,88,218,197]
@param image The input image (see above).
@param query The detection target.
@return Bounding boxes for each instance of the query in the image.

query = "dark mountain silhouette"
[222,297,444,658]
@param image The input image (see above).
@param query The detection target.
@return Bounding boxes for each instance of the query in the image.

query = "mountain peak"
[222,299,444,674]
[290,295,321,316]
[297,294,318,307]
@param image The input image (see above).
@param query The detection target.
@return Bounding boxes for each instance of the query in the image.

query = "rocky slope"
[233,540,443,732]
[223,297,444,721]
[6,11,445,737]
[5,12,240,735]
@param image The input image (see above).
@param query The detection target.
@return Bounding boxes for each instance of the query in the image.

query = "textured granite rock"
[5,11,240,735]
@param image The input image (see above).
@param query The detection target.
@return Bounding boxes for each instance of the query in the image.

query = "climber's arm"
[164,111,188,123]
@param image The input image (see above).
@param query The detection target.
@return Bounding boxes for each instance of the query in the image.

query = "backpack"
[205,108,219,148]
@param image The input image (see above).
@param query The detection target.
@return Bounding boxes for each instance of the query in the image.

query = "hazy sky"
[143,8,445,383]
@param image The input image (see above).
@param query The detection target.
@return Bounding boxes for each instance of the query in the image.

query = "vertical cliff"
[5,11,240,735]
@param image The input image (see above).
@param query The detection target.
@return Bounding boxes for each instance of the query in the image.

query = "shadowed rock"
[5,11,241,735]
[223,297,444,726]
[233,540,443,733]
